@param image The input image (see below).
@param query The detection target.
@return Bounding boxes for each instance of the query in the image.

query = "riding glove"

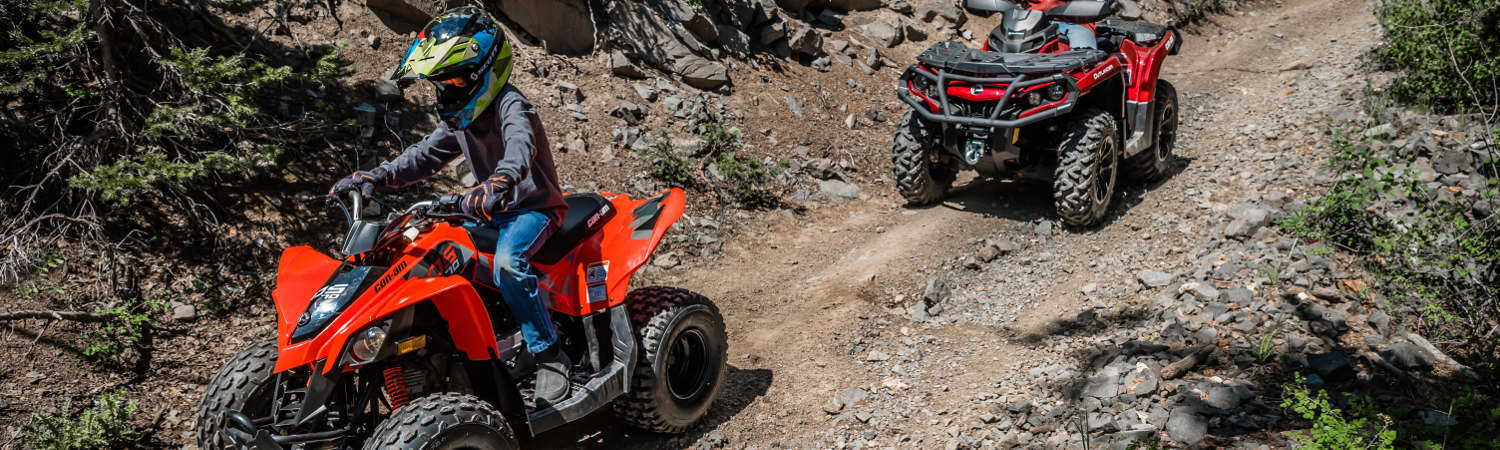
[461,174,514,221]
[329,167,390,197]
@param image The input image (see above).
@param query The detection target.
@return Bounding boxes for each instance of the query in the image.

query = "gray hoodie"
[378,85,566,224]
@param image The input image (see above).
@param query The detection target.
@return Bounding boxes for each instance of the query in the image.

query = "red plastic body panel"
[272,246,343,338]
[1119,30,1177,103]
[273,226,500,373]
[534,189,686,316]
[269,189,686,373]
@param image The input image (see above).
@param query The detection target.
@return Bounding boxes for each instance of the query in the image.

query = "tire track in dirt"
[538,0,1376,446]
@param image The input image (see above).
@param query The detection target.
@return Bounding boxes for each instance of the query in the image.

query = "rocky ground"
[6,0,1490,448]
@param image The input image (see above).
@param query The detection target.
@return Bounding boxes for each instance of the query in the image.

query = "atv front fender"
[273,273,498,373]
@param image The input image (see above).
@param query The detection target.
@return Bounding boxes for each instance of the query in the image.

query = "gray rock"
[1204,386,1240,409]
[373,77,402,102]
[1137,270,1173,288]
[1166,408,1206,445]
[859,21,903,48]
[1382,342,1435,371]
[1309,352,1355,382]
[631,82,657,102]
[813,56,833,72]
[1299,303,1349,336]
[366,0,443,26]
[1034,220,1054,237]
[556,82,583,104]
[606,101,647,125]
[787,23,824,56]
[716,24,752,58]
[170,302,196,322]
[1181,282,1221,301]
[923,275,952,304]
[837,387,869,407]
[1083,373,1119,399]
[497,0,595,54]
[819,179,861,200]
[1225,287,1254,306]
[610,51,646,78]
[1366,310,1391,336]
[915,2,967,26]
[902,18,928,42]
[787,96,804,118]
[865,350,891,361]
[827,0,883,11]
[675,56,730,90]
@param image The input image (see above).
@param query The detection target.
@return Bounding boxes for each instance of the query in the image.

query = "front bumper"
[897,65,1081,129]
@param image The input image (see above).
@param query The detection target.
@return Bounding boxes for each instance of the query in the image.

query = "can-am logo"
[970,85,984,96]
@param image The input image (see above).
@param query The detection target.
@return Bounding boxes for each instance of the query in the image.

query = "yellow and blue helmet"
[393,7,513,129]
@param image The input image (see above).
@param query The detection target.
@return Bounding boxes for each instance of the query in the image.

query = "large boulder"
[827,0,884,10]
[787,22,824,56]
[676,56,731,90]
[859,20,903,47]
[491,0,596,54]
[606,0,731,90]
[367,0,446,25]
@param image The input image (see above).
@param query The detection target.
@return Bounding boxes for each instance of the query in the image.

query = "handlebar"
[328,191,478,225]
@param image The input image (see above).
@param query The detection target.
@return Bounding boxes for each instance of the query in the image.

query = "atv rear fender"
[535,189,686,316]
[1118,28,1179,156]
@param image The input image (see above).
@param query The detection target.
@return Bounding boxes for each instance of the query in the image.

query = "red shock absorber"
[382,366,411,410]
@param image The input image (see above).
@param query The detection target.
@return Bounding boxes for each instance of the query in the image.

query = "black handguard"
[435,193,463,212]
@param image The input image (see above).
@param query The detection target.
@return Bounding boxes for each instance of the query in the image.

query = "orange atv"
[195,189,727,449]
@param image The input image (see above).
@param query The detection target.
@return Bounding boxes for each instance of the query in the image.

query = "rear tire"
[362,392,518,450]
[614,286,728,433]
[892,110,955,205]
[1124,80,1178,182]
[196,341,278,450]
[1053,108,1121,227]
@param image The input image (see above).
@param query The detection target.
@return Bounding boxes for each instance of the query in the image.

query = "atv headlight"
[350,324,388,363]
[1046,84,1066,101]
[1027,92,1044,106]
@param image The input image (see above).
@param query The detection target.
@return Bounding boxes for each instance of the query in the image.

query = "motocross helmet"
[393,7,513,129]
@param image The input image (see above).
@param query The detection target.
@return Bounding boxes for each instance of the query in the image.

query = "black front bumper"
[898,64,1081,129]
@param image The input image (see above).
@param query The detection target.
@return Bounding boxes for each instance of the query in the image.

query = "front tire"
[1124,80,1178,182]
[363,392,518,450]
[196,341,278,450]
[892,110,956,205]
[1053,108,1121,227]
[614,286,728,433]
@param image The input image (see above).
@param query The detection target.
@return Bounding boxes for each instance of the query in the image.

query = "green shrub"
[638,120,786,209]
[1280,375,1398,450]
[1373,0,1500,111]
[82,296,169,359]
[23,391,138,449]
[1278,129,1498,359]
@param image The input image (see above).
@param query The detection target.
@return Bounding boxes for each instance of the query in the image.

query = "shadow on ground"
[527,365,774,449]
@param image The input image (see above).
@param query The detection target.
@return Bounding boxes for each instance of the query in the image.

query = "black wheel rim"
[1093,136,1117,206]
[1157,103,1178,163]
[666,327,710,401]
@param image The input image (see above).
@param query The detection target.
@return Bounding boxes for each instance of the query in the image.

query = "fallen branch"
[0,310,114,323]
[1161,344,1216,379]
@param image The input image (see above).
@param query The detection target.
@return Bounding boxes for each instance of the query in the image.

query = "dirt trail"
[536,0,1379,447]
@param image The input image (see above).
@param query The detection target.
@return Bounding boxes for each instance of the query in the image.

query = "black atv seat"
[1096,19,1169,43]
[467,194,616,265]
[919,41,1108,74]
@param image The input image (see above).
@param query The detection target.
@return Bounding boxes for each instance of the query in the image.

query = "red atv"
[894,0,1182,226]
[195,189,728,449]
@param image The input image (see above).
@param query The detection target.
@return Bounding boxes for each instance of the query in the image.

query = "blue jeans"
[472,210,558,354]
[1056,22,1097,49]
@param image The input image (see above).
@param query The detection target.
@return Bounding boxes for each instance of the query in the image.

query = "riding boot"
[534,346,572,405]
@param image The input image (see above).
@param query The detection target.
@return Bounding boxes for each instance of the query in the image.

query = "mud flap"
[1122,100,1154,157]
